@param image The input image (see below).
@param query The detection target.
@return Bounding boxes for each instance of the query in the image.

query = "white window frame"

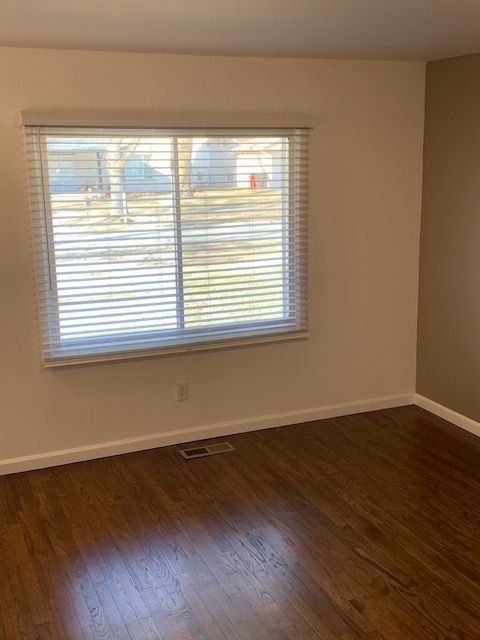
[25,123,309,367]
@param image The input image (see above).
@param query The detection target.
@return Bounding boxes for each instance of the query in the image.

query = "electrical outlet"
[176,381,189,401]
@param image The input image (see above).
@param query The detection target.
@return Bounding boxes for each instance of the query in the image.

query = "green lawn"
[51,188,288,335]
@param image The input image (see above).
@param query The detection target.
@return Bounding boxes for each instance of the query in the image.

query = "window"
[26,126,308,366]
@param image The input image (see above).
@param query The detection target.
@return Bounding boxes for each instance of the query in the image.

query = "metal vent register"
[179,442,235,459]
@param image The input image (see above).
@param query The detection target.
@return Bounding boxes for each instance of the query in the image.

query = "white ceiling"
[1,0,480,62]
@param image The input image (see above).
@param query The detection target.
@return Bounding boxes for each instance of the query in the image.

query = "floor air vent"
[179,442,235,460]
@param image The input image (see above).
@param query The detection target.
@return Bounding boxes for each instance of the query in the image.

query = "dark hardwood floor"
[2,405,480,639]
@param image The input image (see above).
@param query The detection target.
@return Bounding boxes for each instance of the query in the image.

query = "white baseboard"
[0,393,414,476]
[414,394,480,439]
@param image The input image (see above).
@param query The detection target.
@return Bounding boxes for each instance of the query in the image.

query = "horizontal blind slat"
[45,326,305,359]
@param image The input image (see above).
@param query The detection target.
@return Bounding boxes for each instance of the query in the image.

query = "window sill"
[43,330,310,369]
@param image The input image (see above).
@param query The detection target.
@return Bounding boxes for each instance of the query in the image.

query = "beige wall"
[0,48,425,466]
[417,53,480,421]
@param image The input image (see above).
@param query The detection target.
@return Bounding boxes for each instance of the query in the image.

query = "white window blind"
[25,126,308,366]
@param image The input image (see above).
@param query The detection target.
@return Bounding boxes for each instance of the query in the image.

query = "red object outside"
[249,173,257,188]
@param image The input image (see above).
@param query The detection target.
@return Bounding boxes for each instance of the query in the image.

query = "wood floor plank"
[1,406,480,639]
